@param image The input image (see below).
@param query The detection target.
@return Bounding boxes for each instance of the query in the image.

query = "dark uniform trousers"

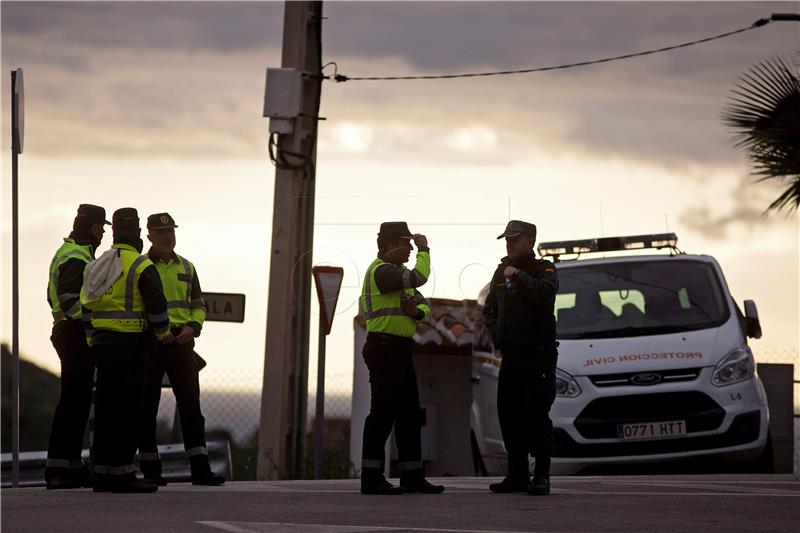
[361,333,423,473]
[92,333,147,479]
[497,349,557,480]
[45,320,95,475]
[139,333,207,475]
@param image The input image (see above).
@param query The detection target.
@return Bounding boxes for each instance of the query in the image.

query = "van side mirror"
[743,300,762,339]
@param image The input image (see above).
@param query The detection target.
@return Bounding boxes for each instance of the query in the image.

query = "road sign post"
[10,67,24,488]
[311,266,344,479]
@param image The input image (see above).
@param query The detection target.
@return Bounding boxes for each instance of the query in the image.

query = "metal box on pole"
[263,68,304,135]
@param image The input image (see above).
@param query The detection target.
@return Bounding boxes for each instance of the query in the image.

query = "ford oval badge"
[630,372,662,386]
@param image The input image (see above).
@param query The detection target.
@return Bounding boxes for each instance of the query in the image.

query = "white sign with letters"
[203,292,246,323]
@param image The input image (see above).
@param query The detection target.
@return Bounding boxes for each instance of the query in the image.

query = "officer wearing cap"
[137,212,224,486]
[484,220,558,496]
[44,204,108,489]
[358,222,444,495]
[80,207,171,493]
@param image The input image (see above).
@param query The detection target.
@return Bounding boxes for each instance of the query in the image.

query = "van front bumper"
[553,409,762,457]
[549,373,769,470]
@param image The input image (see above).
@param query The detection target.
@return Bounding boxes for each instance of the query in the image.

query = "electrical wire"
[268,132,310,170]
[331,15,794,83]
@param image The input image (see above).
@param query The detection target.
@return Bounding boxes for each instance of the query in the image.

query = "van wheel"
[470,432,488,477]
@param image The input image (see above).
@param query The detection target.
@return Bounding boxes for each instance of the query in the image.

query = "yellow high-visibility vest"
[47,238,93,323]
[152,253,206,328]
[81,244,158,333]
[359,252,431,338]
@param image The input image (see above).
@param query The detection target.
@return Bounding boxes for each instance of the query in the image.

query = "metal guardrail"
[0,440,232,488]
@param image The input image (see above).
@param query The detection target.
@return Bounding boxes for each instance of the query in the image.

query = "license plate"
[617,420,687,440]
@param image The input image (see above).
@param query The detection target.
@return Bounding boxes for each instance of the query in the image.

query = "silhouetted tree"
[723,56,800,213]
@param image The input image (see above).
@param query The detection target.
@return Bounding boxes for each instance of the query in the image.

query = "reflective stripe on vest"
[82,246,152,333]
[47,239,93,323]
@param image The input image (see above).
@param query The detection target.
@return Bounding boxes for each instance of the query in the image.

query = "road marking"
[170,483,800,496]
[199,523,256,533]
[600,481,799,495]
[597,478,799,483]
[457,489,798,497]
[555,490,798,497]
[598,479,800,485]
[198,522,533,533]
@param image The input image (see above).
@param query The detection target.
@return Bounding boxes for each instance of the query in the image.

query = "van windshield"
[555,260,729,339]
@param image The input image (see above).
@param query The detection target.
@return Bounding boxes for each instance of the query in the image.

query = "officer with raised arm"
[359,222,444,495]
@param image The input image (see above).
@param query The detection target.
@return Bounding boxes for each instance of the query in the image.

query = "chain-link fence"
[149,349,799,479]
[4,345,797,479]
[154,370,355,480]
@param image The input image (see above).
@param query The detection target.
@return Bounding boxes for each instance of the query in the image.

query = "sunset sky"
[1,1,798,394]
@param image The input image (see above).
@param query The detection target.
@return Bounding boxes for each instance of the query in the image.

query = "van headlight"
[711,347,755,387]
[556,368,581,397]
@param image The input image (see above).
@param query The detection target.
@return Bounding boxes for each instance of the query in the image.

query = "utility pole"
[257,1,323,480]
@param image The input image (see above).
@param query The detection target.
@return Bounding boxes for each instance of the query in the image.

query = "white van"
[470,233,770,475]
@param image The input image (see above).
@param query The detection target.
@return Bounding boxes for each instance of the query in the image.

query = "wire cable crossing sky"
[331,13,799,82]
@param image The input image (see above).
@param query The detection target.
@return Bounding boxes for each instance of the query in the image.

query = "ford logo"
[630,372,662,386]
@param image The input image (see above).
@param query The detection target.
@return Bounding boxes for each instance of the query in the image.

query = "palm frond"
[722,55,800,213]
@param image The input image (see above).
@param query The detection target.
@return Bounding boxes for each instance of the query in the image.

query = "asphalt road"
[2,475,798,533]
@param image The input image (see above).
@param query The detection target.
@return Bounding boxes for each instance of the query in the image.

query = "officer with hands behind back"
[484,220,558,496]
[359,222,444,495]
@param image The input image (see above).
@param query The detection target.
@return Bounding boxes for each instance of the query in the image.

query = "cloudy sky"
[1,1,798,393]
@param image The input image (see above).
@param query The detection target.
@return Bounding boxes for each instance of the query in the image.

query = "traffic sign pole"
[311,266,344,479]
[10,67,24,488]
[313,314,326,480]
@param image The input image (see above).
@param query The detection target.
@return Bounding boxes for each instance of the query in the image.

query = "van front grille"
[589,367,703,388]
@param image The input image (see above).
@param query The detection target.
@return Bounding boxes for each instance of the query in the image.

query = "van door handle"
[470,376,480,384]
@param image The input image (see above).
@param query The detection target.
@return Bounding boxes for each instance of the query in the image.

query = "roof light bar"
[538,233,678,257]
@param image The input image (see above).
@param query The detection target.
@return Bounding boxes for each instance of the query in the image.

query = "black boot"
[489,475,530,493]
[109,473,158,494]
[360,469,403,495]
[140,459,167,487]
[45,464,93,490]
[189,455,225,486]
[92,475,114,493]
[74,464,94,488]
[527,476,550,496]
[45,467,81,490]
[400,469,444,494]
